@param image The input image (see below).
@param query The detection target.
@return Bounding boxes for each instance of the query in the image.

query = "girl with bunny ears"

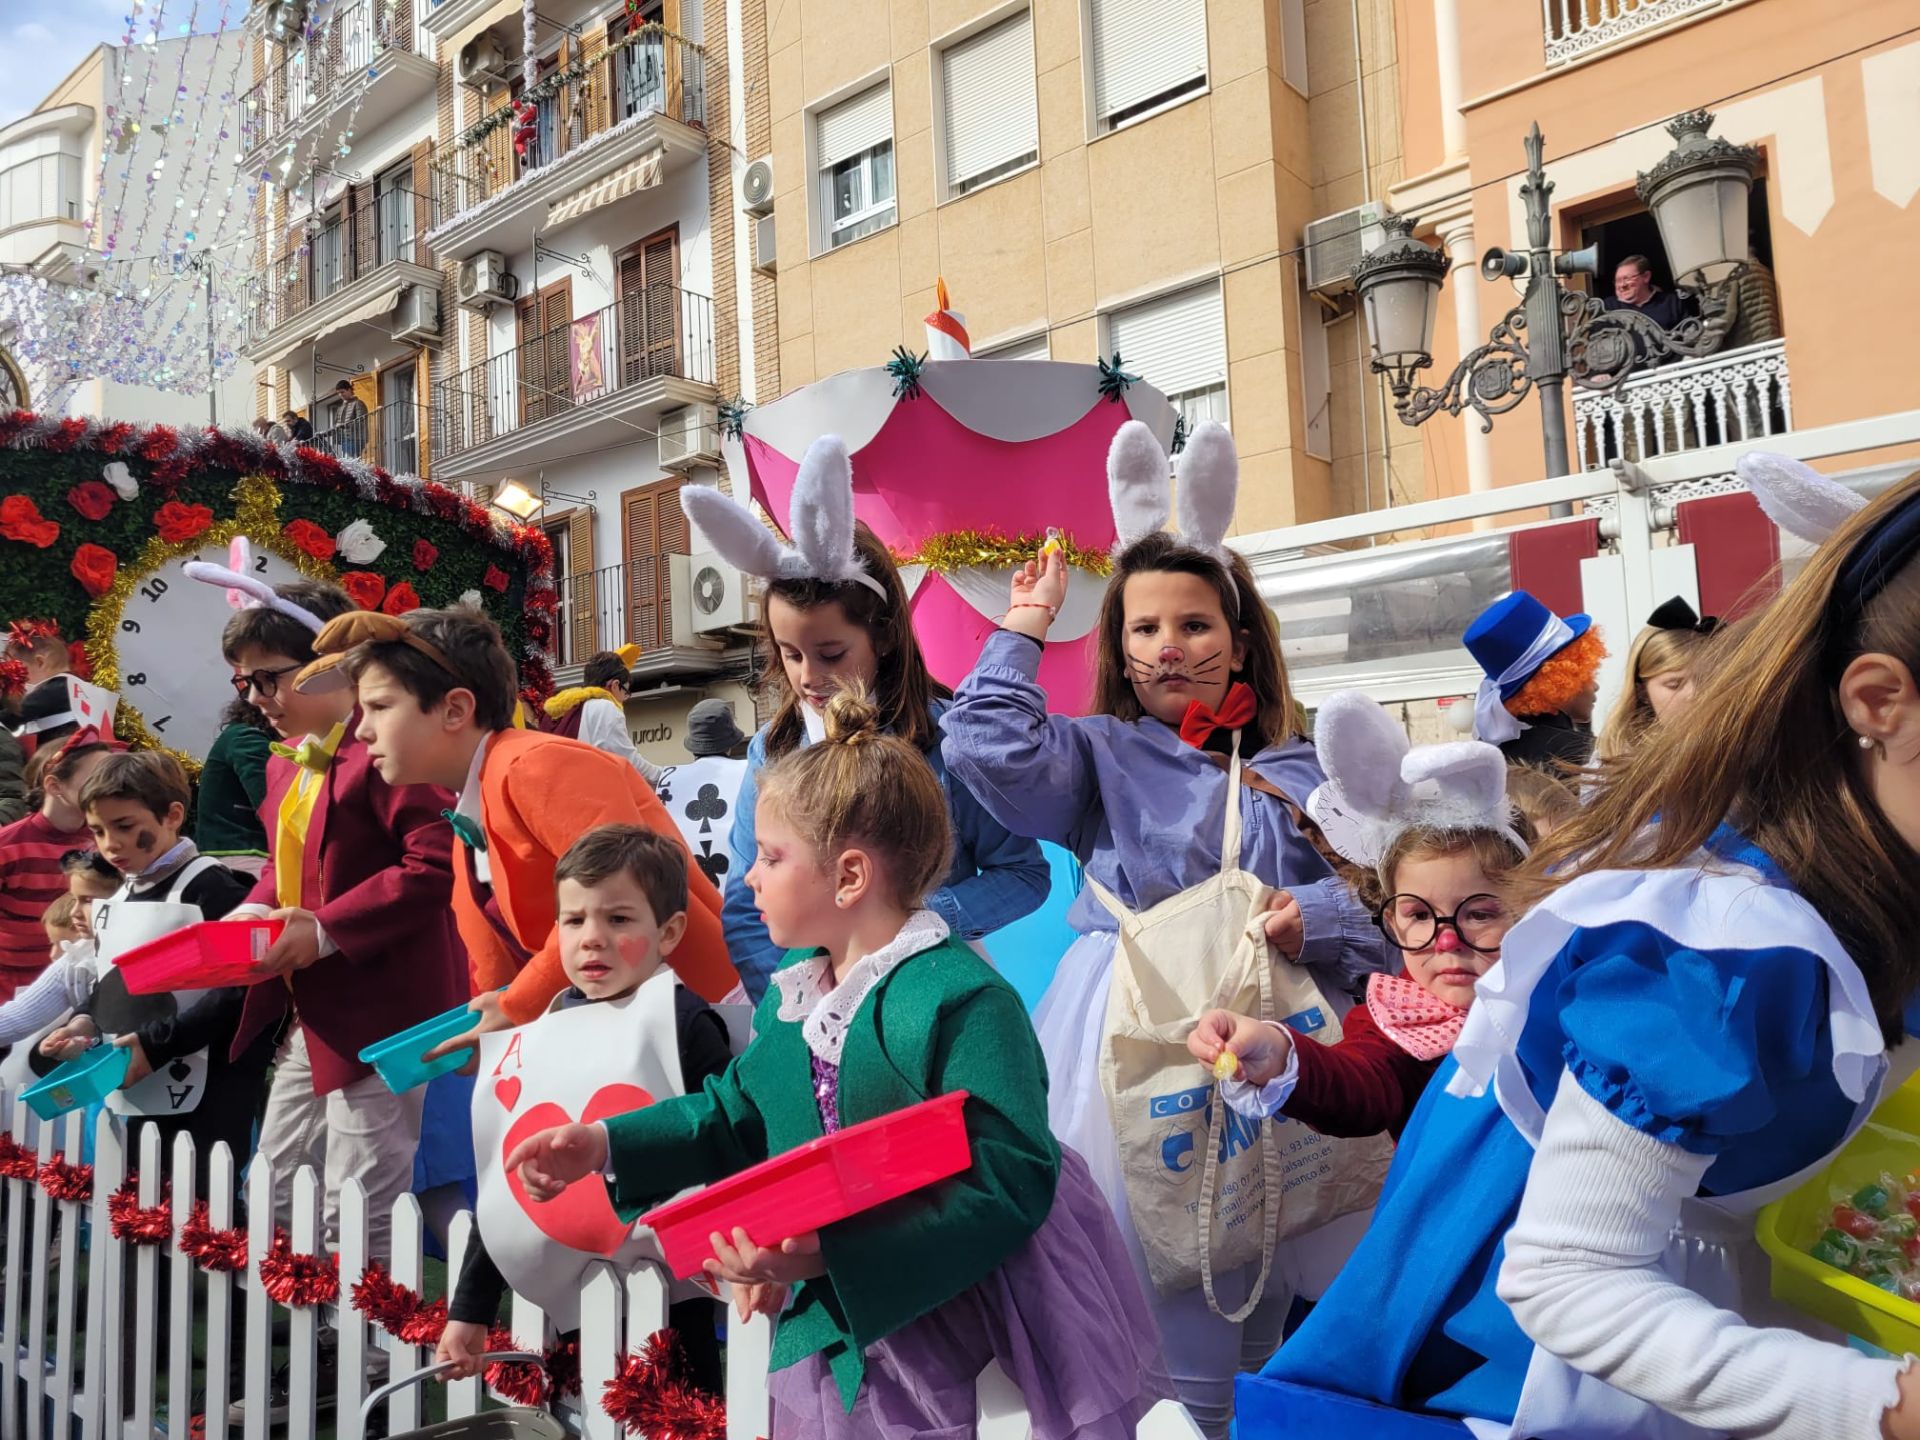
[940,420,1391,1438]
[680,438,1048,1002]
[1242,452,1920,1440]
[1188,691,1534,1142]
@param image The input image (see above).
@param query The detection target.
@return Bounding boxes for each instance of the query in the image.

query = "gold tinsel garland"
[895,530,1111,578]
[85,474,334,778]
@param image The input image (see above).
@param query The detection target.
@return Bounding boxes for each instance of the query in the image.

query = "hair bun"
[821,685,882,746]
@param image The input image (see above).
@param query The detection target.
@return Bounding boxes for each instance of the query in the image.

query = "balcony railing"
[432,285,714,458]
[240,0,420,154]
[433,25,706,221]
[549,557,689,662]
[249,184,435,340]
[1572,337,1791,472]
[310,398,428,476]
[1541,0,1738,66]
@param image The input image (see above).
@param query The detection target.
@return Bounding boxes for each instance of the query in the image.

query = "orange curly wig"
[1504,627,1607,717]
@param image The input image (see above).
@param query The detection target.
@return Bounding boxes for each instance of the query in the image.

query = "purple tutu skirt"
[767,1144,1174,1439]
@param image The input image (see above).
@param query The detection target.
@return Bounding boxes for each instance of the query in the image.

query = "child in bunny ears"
[1239,451,1920,1440]
[1188,691,1534,1142]
[940,421,1391,1437]
[680,440,1048,1002]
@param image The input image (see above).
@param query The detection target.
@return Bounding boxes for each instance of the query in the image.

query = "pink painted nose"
[1435,928,1462,954]
[1160,645,1184,663]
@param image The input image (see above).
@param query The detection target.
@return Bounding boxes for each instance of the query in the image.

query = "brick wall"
[703,8,739,398]
[740,0,777,400]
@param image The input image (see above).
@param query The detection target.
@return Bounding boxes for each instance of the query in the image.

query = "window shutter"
[942,12,1036,192]
[1090,0,1206,123]
[816,83,891,168]
[1108,281,1226,399]
[409,141,432,264]
[567,508,598,656]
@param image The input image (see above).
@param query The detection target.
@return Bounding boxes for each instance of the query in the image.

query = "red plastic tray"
[114,919,286,995]
[641,1090,972,1278]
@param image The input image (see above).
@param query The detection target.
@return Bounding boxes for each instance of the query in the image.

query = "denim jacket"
[721,697,1051,1001]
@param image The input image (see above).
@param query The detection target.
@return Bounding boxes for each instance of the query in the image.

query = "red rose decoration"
[0,496,60,548]
[342,572,388,611]
[68,641,91,679]
[70,544,118,598]
[283,519,336,561]
[483,564,510,593]
[411,539,438,572]
[382,582,421,616]
[66,482,115,521]
[154,501,214,544]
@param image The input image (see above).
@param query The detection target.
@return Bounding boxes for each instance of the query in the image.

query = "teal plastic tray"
[22,1044,131,1120]
[358,1000,481,1095]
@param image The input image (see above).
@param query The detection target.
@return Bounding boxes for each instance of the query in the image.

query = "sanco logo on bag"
[1150,1082,1266,1184]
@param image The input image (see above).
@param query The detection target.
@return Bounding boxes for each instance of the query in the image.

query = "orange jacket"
[452,729,736,1022]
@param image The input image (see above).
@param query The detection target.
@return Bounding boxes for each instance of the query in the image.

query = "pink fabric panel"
[910,573,1097,717]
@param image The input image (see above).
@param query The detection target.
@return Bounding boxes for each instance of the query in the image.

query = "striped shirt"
[0,812,90,1002]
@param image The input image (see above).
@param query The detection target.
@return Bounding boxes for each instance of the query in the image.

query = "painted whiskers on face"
[1124,647,1229,686]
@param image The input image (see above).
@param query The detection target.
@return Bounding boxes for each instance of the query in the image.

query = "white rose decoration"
[102,462,138,501]
[458,589,484,610]
[335,518,386,564]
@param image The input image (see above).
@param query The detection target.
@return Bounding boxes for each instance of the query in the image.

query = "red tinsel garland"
[257,1231,339,1308]
[108,1178,174,1245]
[178,1203,251,1273]
[601,1330,726,1439]
[483,1332,581,1406]
[352,1262,450,1347]
[37,1155,93,1203]
[0,1134,39,1182]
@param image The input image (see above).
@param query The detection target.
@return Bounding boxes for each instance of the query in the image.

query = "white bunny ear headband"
[1305,689,1530,870]
[1108,418,1239,565]
[181,536,326,634]
[1736,451,1866,545]
[681,435,888,602]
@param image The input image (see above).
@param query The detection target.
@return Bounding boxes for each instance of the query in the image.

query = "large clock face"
[112,540,310,759]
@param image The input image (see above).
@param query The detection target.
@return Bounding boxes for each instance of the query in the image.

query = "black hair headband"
[1646,596,1720,635]
[1833,491,1920,634]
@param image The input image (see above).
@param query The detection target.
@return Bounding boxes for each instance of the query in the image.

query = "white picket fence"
[0,1097,1201,1440]
[0,1096,769,1440]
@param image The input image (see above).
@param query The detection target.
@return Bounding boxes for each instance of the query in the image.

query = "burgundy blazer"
[231,724,465,1095]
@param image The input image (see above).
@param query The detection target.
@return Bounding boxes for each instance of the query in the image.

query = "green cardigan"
[605,935,1060,1409]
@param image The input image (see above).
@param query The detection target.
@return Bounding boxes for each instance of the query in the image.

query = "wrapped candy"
[1212,1051,1240,1083]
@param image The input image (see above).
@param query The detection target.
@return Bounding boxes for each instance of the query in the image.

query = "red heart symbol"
[503,1084,653,1256]
[494,1076,522,1111]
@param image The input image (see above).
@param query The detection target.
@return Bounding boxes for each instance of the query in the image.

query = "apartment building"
[0,34,255,426]
[240,0,771,749]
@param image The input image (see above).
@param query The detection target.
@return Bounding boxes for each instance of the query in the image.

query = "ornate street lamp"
[1352,110,1763,497]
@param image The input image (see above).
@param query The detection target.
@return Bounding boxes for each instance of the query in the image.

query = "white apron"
[1449,860,1893,1440]
[470,969,694,1329]
[91,857,224,1118]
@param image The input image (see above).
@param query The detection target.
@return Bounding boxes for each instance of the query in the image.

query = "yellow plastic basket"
[1755,1077,1920,1354]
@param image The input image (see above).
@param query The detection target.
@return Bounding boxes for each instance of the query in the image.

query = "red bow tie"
[1178,683,1256,749]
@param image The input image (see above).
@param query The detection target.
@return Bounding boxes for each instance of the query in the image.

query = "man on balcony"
[1604,255,1692,350]
[332,380,370,458]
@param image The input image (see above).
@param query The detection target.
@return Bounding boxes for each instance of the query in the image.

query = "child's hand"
[38,1016,98,1063]
[504,1122,609,1202]
[425,990,510,1067]
[1261,890,1304,959]
[731,1281,788,1323]
[435,1320,490,1378]
[703,1228,825,1291]
[1004,547,1068,640]
[112,1034,153,1085]
[255,908,323,978]
[1188,1009,1294,1088]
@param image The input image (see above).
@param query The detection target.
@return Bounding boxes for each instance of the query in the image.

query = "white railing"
[1572,338,1791,474]
[1540,0,1738,65]
[0,1096,1200,1440]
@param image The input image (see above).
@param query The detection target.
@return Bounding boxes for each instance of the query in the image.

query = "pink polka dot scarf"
[1365,971,1469,1061]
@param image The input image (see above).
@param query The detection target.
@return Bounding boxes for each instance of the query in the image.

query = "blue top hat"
[1464,590,1592,699]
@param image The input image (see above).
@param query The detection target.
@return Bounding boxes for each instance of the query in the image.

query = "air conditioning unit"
[389,284,441,343]
[457,250,518,311]
[751,213,777,275]
[458,34,512,89]
[740,157,775,215]
[1303,200,1389,296]
[669,549,752,643]
[658,403,721,471]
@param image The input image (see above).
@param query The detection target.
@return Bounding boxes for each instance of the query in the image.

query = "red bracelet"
[1006,602,1057,620]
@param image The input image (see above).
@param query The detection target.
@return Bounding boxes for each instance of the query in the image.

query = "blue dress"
[1240,827,1894,1435]
[721,696,1050,1001]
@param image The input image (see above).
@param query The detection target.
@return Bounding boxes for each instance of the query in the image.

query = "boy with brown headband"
[298,606,737,1047]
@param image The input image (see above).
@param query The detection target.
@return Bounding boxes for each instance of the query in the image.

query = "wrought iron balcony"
[1572,337,1790,472]
[309,398,430,477]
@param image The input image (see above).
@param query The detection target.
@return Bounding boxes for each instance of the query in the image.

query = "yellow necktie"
[273,723,346,909]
